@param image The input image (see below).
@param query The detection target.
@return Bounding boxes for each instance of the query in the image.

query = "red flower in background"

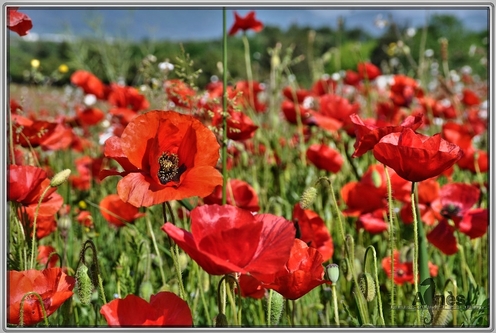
[373,128,463,183]
[238,274,266,299]
[357,62,381,81]
[350,112,423,158]
[100,110,223,207]
[280,100,314,126]
[99,194,146,227]
[8,165,63,239]
[203,178,260,212]
[356,209,389,233]
[292,204,333,262]
[37,245,58,269]
[382,250,438,285]
[312,94,359,133]
[162,204,295,282]
[211,109,258,141]
[399,178,440,226]
[7,8,32,36]
[100,292,192,327]
[228,11,263,35]
[75,106,105,127]
[8,268,75,326]
[106,83,149,111]
[70,70,107,99]
[164,79,196,109]
[306,144,343,173]
[461,89,480,106]
[69,156,93,191]
[11,116,58,149]
[389,75,422,107]
[264,238,330,300]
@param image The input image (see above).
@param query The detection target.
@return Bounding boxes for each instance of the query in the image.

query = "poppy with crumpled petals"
[162,204,295,283]
[7,8,32,36]
[264,238,331,300]
[100,110,223,207]
[100,292,192,327]
[70,70,107,99]
[8,268,75,326]
[306,144,343,173]
[373,128,463,183]
[100,194,146,227]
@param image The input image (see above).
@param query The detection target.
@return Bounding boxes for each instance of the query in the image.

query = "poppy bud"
[300,186,318,209]
[76,264,93,305]
[358,272,376,302]
[139,281,154,301]
[267,291,284,326]
[50,169,71,187]
[340,258,353,281]
[214,313,229,327]
[325,263,340,284]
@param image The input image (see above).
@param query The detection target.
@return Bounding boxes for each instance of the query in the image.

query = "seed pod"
[325,263,340,284]
[358,272,376,302]
[76,264,93,305]
[50,169,71,187]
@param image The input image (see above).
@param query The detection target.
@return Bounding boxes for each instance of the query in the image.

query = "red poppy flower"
[344,70,361,86]
[162,204,295,283]
[357,62,381,81]
[106,83,149,111]
[282,86,312,104]
[372,128,463,183]
[382,250,438,285]
[12,115,58,148]
[8,268,75,326]
[228,11,263,35]
[164,79,196,110]
[39,122,74,152]
[76,210,93,228]
[389,75,422,107]
[99,194,146,227]
[203,178,260,212]
[280,100,314,126]
[399,178,440,226]
[350,112,423,158]
[356,209,389,233]
[436,183,480,223]
[457,146,488,173]
[100,110,223,207]
[426,219,459,255]
[8,165,63,239]
[75,106,105,126]
[232,80,267,113]
[70,70,107,99]
[313,94,359,133]
[100,292,192,327]
[37,245,58,269]
[69,156,93,191]
[461,89,480,106]
[211,108,259,141]
[306,143,343,173]
[7,8,33,36]
[311,77,337,96]
[458,208,488,239]
[238,274,266,299]
[292,204,333,262]
[264,238,330,300]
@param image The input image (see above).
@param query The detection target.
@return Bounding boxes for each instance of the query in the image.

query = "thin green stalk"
[221,7,228,205]
[384,166,395,325]
[195,263,212,326]
[19,292,49,327]
[411,189,421,325]
[148,211,167,288]
[165,202,187,300]
[30,185,52,269]
[331,284,340,326]
[241,32,256,111]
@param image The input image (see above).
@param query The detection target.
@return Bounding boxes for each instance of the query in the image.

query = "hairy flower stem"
[164,202,187,300]
[19,292,49,327]
[222,7,228,205]
[318,177,370,325]
[384,166,395,325]
[364,246,386,326]
[331,284,340,326]
[29,185,51,269]
[411,181,429,325]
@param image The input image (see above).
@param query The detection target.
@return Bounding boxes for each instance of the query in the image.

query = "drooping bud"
[50,169,71,187]
[300,186,318,209]
[358,272,376,302]
[76,264,94,305]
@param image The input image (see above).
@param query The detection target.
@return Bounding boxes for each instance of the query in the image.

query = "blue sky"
[17,7,489,41]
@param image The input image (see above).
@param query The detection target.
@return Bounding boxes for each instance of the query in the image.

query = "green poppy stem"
[30,184,52,270]
[384,166,395,325]
[19,291,49,327]
[331,284,340,326]
[222,7,228,205]
[242,32,256,111]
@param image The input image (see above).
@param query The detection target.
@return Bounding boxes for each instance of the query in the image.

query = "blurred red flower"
[356,209,389,233]
[211,108,259,141]
[100,110,223,207]
[99,194,145,227]
[69,156,93,191]
[100,292,192,327]
[280,100,314,126]
[389,75,422,107]
[461,89,480,106]
[203,178,260,212]
[313,94,359,133]
[306,143,343,173]
[11,115,58,148]
[106,83,149,111]
[292,204,333,261]
[238,274,266,299]
[8,165,63,239]
[76,210,94,228]
[373,128,463,183]
[399,178,441,226]
[357,62,381,81]
[8,268,75,326]
[7,8,32,36]
[162,204,295,283]
[75,106,105,126]
[264,238,330,300]
[228,11,264,35]
[164,79,196,109]
[70,70,107,99]
[37,245,58,269]
[381,250,438,285]
[350,112,424,158]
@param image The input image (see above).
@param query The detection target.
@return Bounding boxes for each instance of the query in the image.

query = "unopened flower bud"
[358,272,376,302]
[300,186,318,209]
[50,169,71,187]
[76,264,93,305]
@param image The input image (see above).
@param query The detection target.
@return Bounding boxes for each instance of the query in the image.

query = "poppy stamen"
[158,152,179,185]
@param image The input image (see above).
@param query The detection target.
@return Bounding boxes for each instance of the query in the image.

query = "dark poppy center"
[440,204,461,219]
[157,152,180,185]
